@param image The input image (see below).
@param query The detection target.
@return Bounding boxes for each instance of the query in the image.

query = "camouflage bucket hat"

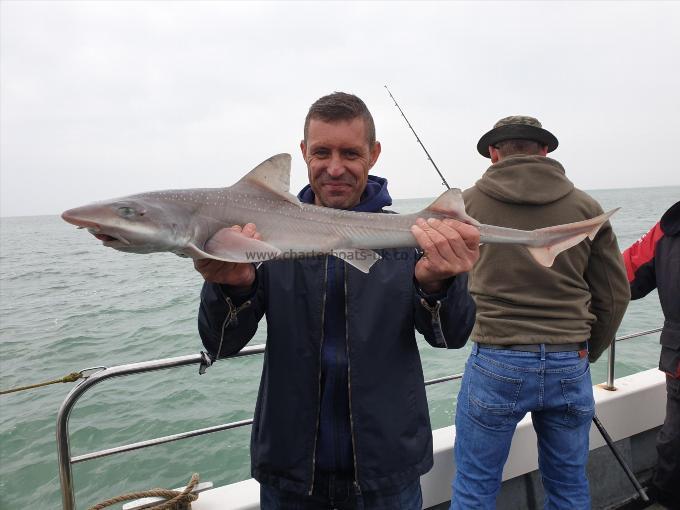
[477,115,559,158]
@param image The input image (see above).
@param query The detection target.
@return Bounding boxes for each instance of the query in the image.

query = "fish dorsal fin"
[423,188,480,225]
[235,153,301,207]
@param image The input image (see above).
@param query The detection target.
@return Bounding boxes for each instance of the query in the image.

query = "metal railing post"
[605,338,617,391]
[602,327,664,391]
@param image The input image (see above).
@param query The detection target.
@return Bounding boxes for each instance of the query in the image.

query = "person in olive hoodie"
[622,201,680,508]
[450,116,630,510]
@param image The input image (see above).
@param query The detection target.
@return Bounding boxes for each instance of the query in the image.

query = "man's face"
[301,117,381,209]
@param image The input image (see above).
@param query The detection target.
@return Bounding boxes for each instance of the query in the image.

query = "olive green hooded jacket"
[463,155,630,362]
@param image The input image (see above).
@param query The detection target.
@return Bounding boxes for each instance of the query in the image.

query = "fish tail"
[525,208,619,267]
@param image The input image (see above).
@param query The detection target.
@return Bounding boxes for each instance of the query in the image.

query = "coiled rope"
[87,473,200,510]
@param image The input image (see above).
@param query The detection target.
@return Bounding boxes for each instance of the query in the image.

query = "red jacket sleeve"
[622,222,664,300]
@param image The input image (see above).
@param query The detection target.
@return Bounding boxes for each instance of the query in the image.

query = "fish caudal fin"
[526,234,589,267]
[585,208,620,240]
[525,208,619,267]
[423,188,480,225]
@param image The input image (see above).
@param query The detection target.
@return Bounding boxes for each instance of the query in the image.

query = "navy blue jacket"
[298,177,392,475]
[198,177,476,494]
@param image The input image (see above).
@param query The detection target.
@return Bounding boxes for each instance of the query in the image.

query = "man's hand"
[411,218,480,294]
[193,223,259,288]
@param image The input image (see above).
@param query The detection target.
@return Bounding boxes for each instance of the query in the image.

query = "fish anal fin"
[423,188,480,225]
[331,248,382,273]
[186,228,281,262]
[235,153,301,207]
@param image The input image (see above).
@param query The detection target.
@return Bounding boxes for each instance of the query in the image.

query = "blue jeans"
[451,343,595,510]
[260,477,422,510]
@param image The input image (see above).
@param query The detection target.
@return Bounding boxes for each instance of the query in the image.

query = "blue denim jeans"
[261,477,422,510]
[451,343,595,510]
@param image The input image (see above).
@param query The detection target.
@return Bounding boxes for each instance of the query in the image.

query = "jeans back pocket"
[468,362,523,431]
[560,364,595,425]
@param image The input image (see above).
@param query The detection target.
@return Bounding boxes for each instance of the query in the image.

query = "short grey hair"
[303,92,376,146]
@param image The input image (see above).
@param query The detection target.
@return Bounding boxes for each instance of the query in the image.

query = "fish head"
[61,196,192,254]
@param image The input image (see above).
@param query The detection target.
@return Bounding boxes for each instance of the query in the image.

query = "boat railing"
[56,327,663,510]
[605,327,662,390]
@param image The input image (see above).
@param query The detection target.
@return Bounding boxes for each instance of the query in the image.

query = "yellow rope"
[87,473,200,510]
[0,372,83,395]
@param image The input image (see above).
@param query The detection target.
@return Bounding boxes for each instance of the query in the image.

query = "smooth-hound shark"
[61,154,618,273]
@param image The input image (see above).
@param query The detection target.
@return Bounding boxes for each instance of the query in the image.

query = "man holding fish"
[195,92,480,509]
[450,116,630,510]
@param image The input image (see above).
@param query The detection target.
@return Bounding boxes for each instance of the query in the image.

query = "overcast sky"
[1,1,679,217]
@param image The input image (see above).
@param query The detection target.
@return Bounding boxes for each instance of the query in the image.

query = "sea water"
[0,186,677,509]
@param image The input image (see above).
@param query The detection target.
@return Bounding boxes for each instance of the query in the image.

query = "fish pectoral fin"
[187,229,282,262]
[331,248,382,273]
[423,188,480,225]
[234,153,302,208]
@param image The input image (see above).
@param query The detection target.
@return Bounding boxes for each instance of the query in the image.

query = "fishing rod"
[384,85,451,191]
[385,86,650,505]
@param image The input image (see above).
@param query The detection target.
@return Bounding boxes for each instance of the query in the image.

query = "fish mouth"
[86,228,131,246]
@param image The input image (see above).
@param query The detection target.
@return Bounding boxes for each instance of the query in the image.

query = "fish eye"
[117,206,137,218]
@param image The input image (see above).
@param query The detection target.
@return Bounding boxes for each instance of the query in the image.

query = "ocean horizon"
[1,184,677,220]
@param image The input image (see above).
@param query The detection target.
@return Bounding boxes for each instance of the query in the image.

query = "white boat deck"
[191,368,667,510]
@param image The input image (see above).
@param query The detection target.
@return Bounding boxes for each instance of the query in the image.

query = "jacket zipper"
[309,256,329,495]
[420,298,448,348]
[345,270,362,495]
